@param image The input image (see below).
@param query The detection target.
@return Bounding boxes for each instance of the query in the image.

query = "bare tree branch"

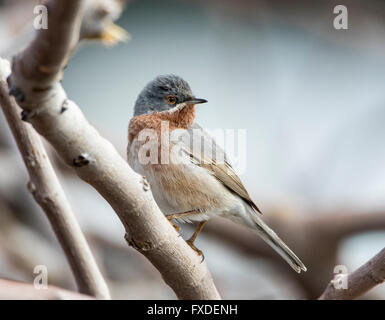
[0,60,110,299]
[4,0,219,299]
[0,279,94,300]
[319,248,385,300]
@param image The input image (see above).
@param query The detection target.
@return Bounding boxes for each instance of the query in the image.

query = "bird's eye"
[165,95,177,105]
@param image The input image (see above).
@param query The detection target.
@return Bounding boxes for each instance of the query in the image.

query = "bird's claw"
[186,240,205,263]
[168,219,180,232]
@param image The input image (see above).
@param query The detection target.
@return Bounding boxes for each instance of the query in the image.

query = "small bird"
[127,75,306,273]
[80,0,130,46]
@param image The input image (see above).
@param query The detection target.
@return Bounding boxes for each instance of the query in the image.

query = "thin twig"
[0,60,110,299]
[319,248,385,300]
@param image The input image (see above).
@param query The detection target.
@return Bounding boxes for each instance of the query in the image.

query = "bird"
[80,0,130,46]
[127,74,307,273]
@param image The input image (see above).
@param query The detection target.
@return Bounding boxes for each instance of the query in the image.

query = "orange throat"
[129,104,196,143]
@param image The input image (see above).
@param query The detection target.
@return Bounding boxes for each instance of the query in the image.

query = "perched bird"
[127,75,306,273]
[80,0,130,46]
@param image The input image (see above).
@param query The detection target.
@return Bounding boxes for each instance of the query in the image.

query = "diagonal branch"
[0,59,110,299]
[319,248,385,300]
[4,0,219,299]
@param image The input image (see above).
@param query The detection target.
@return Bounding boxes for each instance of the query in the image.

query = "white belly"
[127,138,241,223]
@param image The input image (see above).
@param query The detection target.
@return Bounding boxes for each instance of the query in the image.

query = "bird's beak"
[185,98,208,105]
[99,23,130,46]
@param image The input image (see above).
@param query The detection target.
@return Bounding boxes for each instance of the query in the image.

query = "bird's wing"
[175,123,262,214]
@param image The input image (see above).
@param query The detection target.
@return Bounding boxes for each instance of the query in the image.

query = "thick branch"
[0,59,110,299]
[319,248,385,300]
[14,0,84,86]
[6,0,219,299]
[0,279,93,300]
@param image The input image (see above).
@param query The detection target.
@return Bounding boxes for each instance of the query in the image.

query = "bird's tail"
[246,210,307,273]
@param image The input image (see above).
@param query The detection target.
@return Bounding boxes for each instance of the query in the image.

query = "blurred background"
[0,0,385,299]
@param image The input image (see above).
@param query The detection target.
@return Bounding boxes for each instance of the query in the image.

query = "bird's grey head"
[134,75,207,116]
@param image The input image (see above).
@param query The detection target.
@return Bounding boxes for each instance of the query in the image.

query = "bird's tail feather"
[247,211,307,273]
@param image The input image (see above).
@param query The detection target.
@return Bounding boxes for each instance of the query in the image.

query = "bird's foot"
[167,218,181,232]
[186,239,205,263]
[172,223,181,232]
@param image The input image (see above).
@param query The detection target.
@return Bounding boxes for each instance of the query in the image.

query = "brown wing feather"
[201,161,262,214]
[178,124,262,214]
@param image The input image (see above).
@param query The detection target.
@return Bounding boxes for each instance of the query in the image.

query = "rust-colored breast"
[128,104,196,143]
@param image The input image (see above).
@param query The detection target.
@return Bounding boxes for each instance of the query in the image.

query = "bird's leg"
[167,219,180,232]
[166,210,201,232]
[186,221,207,262]
[166,210,200,221]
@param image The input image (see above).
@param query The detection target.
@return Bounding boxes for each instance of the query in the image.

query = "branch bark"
[0,59,110,299]
[0,279,94,300]
[319,248,385,300]
[4,0,220,299]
